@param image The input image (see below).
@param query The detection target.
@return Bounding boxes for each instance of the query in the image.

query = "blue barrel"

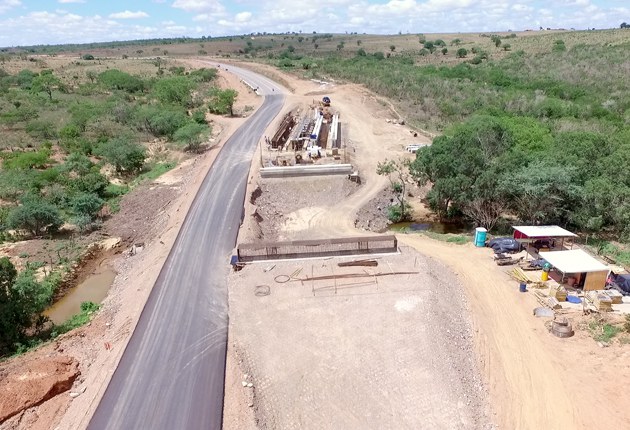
[474,227,487,247]
[519,282,527,293]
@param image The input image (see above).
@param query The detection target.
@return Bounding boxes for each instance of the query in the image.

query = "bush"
[173,122,210,152]
[387,203,410,223]
[2,149,51,170]
[7,199,63,236]
[81,54,95,60]
[25,120,58,139]
[96,137,146,175]
[152,76,195,106]
[188,68,217,82]
[70,192,104,218]
[456,48,468,58]
[135,105,189,138]
[98,69,145,93]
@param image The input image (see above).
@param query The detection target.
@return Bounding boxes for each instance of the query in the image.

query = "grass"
[421,231,470,245]
[51,301,100,337]
[583,239,630,268]
[134,161,176,184]
[588,318,622,343]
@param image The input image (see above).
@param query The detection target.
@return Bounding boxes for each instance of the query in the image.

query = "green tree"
[377,159,411,222]
[70,192,104,219]
[173,122,210,152]
[31,71,62,100]
[98,69,145,93]
[456,47,468,58]
[441,47,448,55]
[499,162,581,225]
[135,105,189,138]
[208,88,238,116]
[0,257,24,354]
[152,76,195,107]
[96,137,146,175]
[389,45,396,52]
[7,199,63,236]
[423,41,435,53]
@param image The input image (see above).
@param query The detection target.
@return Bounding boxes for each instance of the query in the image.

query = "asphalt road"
[88,66,285,430]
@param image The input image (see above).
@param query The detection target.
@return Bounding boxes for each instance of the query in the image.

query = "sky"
[0,0,628,47]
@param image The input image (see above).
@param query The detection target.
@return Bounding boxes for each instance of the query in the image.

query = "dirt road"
[399,234,630,430]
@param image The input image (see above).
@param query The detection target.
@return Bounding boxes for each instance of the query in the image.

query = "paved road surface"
[89,65,285,430]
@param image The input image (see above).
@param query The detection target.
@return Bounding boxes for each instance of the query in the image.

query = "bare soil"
[224,250,491,429]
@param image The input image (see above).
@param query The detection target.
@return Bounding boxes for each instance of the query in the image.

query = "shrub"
[456,48,468,58]
[98,69,145,93]
[7,199,63,236]
[81,54,95,60]
[96,137,146,175]
[25,120,57,139]
[135,105,188,138]
[173,122,210,152]
[152,76,195,106]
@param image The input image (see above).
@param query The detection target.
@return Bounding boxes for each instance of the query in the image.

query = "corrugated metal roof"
[540,250,609,273]
[513,225,577,238]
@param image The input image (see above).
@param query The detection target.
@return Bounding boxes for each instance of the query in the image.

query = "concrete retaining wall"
[260,164,353,178]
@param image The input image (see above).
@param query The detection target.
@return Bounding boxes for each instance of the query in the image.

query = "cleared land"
[224,250,489,429]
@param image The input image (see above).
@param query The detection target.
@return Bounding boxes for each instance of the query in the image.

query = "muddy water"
[44,268,117,325]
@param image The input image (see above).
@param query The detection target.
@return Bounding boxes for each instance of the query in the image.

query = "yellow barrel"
[541,271,549,281]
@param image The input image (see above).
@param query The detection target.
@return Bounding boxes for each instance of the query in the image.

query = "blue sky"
[0,0,628,46]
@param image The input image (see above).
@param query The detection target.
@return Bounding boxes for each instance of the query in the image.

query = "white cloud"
[109,10,150,19]
[235,11,251,23]
[0,0,627,46]
[0,0,20,14]
[58,0,86,4]
[172,0,224,13]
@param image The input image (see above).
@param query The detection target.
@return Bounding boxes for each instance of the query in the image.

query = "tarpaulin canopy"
[513,225,577,239]
[539,249,609,274]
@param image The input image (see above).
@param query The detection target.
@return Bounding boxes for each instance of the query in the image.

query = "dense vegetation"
[275,34,630,239]
[0,59,238,356]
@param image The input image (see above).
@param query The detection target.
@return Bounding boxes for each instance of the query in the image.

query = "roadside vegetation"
[0,56,239,357]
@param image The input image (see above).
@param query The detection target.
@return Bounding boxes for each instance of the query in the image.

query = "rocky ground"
[353,186,397,232]
[252,176,361,241]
